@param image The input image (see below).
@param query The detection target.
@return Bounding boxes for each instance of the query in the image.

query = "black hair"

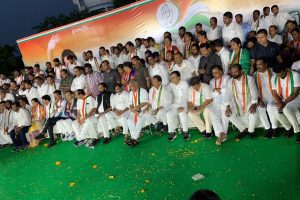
[231,64,243,71]
[77,89,85,96]
[210,17,217,23]
[153,75,162,82]
[53,58,60,63]
[54,90,62,95]
[271,5,278,10]
[257,29,268,36]
[199,43,210,49]
[211,65,223,72]
[179,26,186,31]
[195,23,202,27]
[224,11,233,19]
[42,95,51,101]
[34,64,40,69]
[230,37,242,45]
[125,41,134,47]
[213,39,224,48]
[235,13,243,18]
[170,71,181,77]
[99,82,107,89]
[190,77,200,86]
[84,63,92,69]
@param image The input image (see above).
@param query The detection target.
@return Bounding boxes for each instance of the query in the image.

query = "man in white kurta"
[147,54,169,86]
[72,90,97,145]
[225,64,259,140]
[127,80,149,146]
[145,75,172,132]
[173,52,196,82]
[188,77,213,139]
[105,84,130,141]
[188,44,201,76]
[222,12,244,47]
[254,59,279,138]
[271,67,300,143]
[0,102,12,145]
[24,81,39,106]
[213,40,230,74]
[167,71,190,141]
[71,66,87,92]
[209,65,230,145]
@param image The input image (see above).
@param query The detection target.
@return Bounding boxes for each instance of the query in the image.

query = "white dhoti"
[106,111,129,135]
[72,116,98,141]
[209,104,228,137]
[167,106,188,133]
[127,113,147,140]
[56,119,74,136]
[227,105,258,133]
[188,108,212,134]
[145,108,168,126]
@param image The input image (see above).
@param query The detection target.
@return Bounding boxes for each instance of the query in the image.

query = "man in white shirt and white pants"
[222,12,244,47]
[9,102,31,151]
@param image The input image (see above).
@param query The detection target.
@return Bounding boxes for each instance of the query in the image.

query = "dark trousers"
[42,117,66,143]
[9,126,30,148]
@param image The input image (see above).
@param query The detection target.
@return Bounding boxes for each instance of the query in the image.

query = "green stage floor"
[0,129,299,200]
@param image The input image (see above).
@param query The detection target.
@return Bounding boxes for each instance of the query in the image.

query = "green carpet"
[0,129,299,200]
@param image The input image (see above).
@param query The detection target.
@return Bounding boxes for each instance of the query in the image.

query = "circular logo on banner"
[156,2,179,28]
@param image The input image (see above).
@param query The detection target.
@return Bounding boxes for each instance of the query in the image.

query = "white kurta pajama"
[167,80,189,133]
[188,83,213,134]
[225,75,259,133]
[95,94,113,138]
[106,91,130,135]
[173,59,195,82]
[254,70,278,130]
[0,110,13,145]
[271,70,300,133]
[127,88,149,140]
[209,75,230,136]
[72,96,98,141]
[145,85,172,126]
[148,63,170,86]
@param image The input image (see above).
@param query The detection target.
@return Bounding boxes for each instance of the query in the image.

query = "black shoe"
[200,131,206,137]
[156,122,164,132]
[35,133,45,140]
[163,125,168,132]
[296,133,300,144]
[272,128,280,138]
[205,132,212,139]
[73,140,85,147]
[48,142,56,148]
[11,147,20,152]
[284,129,294,138]
[168,133,176,141]
[103,137,111,144]
[249,132,257,139]
[264,129,272,139]
[236,131,248,140]
[183,132,190,140]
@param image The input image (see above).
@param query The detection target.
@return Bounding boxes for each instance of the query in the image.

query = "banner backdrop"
[17,0,300,68]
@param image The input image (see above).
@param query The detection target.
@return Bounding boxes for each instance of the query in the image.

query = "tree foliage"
[0,45,24,75]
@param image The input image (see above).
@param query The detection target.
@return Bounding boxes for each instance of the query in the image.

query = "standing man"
[213,39,230,74]
[223,12,244,47]
[173,52,196,82]
[147,53,169,86]
[84,63,104,98]
[131,56,151,90]
[271,5,295,34]
[71,66,86,92]
[176,26,186,54]
[59,69,74,94]
[207,17,222,41]
[24,80,39,106]
[101,60,120,93]
[188,44,201,76]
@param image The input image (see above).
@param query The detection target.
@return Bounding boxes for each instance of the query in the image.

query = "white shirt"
[260,15,277,31]
[0,93,15,102]
[128,49,144,60]
[169,80,189,108]
[268,34,283,45]
[222,22,244,46]
[173,59,195,82]
[77,96,95,118]
[111,91,129,110]
[100,54,116,69]
[188,83,212,107]
[129,88,149,107]
[14,108,31,127]
[54,99,67,117]
[175,36,185,54]
[95,95,105,113]
[0,78,11,86]
[24,87,39,106]
[188,55,201,76]
[216,47,230,74]
[274,12,295,33]
[271,70,300,101]
[249,19,263,32]
[254,69,275,103]
[291,61,300,72]
[207,26,222,41]
[71,74,87,92]
[37,82,48,99]
[14,75,24,86]
[3,109,15,132]
[148,63,170,86]
[68,60,82,75]
[113,53,129,66]
[209,75,230,105]
[225,75,258,111]
[149,85,172,110]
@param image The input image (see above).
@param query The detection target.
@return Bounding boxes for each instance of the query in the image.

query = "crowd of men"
[1,5,300,151]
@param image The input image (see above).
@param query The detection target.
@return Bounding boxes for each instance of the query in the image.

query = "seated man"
[105,84,130,143]
[127,79,149,146]
[271,66,300,144]
[225,64,259,140]
[0,101,12,146]
[9,102,31,152]
[167,71,190,141]
[71,89,97,148]
[209,65,230,145]
[36,90,67,148]
[95,83,113,144]
[146,75,172,132]
[56,90,77,141]
[188,77,213,139]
